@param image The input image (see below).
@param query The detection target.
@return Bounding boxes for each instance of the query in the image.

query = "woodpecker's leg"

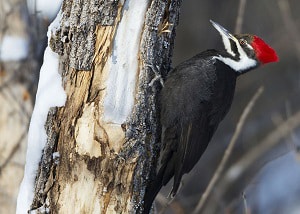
[144,63,164,87]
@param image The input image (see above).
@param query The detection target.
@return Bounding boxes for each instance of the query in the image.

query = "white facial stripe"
[224,36,254,58]
[221,34,235,56]
[215,36,257,72]
[246,43,253,50]
[211,21,257,72]
[213,23,235,56]
[213,54,257,72]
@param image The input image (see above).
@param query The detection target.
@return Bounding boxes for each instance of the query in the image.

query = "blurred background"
[0,0,60,213]
[0,0,299,213]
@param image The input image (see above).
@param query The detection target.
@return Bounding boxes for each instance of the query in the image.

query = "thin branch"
[235,0,247,34]
[0,131,26,176]
[192,87,264,214]
[278,0,300,60]
[242,192,250,214]
[205,107,300,213]
[284,101,299,152]
[224,108,300,185]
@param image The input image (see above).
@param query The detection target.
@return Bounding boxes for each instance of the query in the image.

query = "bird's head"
[210,20,279,73]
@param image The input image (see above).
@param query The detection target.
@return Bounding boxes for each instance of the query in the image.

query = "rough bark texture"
[49,0,120,70]
[31,0,182,213]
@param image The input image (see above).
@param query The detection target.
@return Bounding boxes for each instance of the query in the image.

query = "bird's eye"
[239,39,247,45]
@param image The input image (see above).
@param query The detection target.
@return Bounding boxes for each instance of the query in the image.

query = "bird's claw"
[145,63,164,87]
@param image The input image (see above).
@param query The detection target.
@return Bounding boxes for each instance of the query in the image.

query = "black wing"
[161,102,217,196]
[159,56,219,195]
[143,52,236,213]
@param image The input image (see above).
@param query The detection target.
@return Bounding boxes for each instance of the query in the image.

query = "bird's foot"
[145,63,164,87]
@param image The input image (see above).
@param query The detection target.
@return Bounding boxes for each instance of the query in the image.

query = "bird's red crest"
[251,36,279,64]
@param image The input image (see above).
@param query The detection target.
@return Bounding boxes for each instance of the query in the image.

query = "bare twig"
[278,0,300,60]
[284,101,299,152]
[224,108,300,185]
[242,192,250,214]
[206,107,300,213]
[0,131,26,176]
[192,87,264,214]
[235,0,247,34]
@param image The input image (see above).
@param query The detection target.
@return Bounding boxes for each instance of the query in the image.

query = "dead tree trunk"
[17,0,182,213]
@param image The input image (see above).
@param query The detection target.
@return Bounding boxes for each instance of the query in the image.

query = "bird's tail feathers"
[143,177,163,214]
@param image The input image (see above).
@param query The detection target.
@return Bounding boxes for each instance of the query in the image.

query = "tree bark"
[28,0,182,213]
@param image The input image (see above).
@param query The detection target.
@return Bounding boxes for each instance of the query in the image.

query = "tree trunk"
[18,0,182,213]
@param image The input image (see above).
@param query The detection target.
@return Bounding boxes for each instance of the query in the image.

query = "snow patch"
[52,152,60,165]
[16,10,66,214]
[103,0,149,124]
[52,152,60,159]
[0,35,29,61]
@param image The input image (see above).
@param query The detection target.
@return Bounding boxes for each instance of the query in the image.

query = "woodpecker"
[144,20,278,213]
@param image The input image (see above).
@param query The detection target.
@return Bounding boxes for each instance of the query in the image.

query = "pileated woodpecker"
[144,20,278,213]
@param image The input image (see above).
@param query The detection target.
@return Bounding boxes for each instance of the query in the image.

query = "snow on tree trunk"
[17,0,182,213]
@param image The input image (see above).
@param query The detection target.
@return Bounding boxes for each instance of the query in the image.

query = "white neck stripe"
[217,34,257,72]
[222,36,235,56]
[213,55,257,73]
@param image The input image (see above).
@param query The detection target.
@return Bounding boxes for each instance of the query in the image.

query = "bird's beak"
[210,20,235,40]
[210,20,238,56]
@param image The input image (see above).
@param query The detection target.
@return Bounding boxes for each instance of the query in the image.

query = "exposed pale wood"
[31,0,183,213]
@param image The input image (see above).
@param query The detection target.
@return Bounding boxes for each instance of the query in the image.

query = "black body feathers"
[144,50,237,213]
